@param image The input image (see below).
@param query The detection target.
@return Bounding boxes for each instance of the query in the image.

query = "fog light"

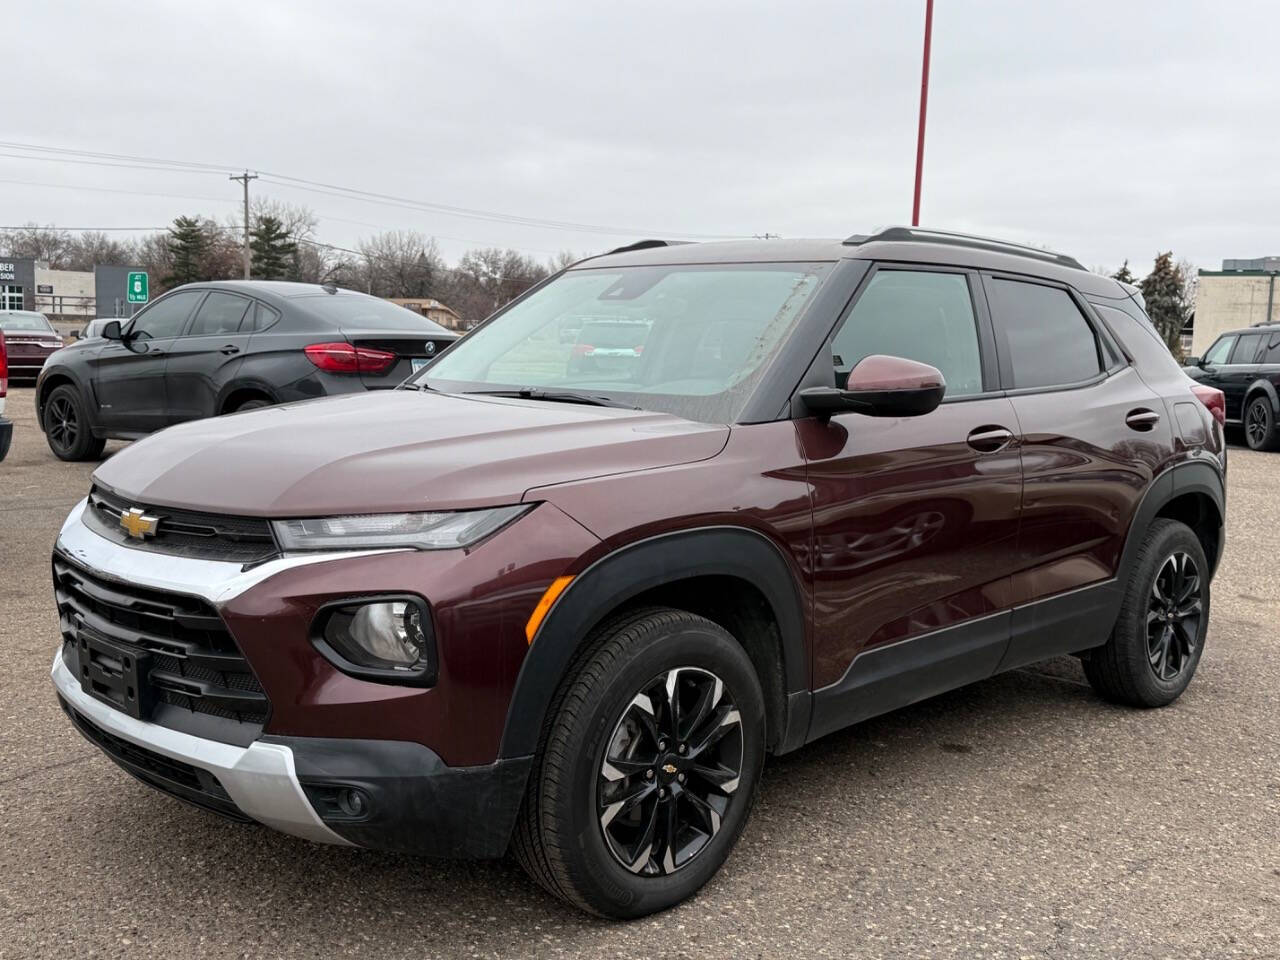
[316,596,436,685]
[337,787,367,818]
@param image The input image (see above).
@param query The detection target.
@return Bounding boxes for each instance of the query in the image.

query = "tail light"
[1190,384,1225,426]
[0,332,8,399]
[571,343,594,356]
[304,342,397,375]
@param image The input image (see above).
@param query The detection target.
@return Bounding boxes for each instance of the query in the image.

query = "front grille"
[60,697,249,822]
[54,553,270,743]
[84,485,278,564]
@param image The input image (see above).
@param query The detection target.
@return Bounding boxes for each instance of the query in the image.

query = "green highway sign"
[127,271,149,303]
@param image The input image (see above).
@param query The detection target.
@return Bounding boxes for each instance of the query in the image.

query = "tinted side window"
[128,291,203,340]
[1230,333,1263,363]
[831,270,984,397]
[243,302,281,332]
[1202,336,1235,365]
[188,292,251,336]
[1265,334,1280,364]
[988,278,1101,389]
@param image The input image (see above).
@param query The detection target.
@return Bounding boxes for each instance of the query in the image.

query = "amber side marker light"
[526,576,573,644]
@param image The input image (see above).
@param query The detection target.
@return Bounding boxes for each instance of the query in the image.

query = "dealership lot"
[1,386,1277,958]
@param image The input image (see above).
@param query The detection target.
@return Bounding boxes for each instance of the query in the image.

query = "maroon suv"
[51,228,1227,918]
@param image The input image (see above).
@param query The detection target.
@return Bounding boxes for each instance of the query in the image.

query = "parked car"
[0,309,63,383]
[70,317,121,342]
[50,229,1226,918]
[0,330,11,461]
[35,281,458,461]
[1183,322,1280,450]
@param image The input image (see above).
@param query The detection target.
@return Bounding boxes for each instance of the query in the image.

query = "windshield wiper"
[463,388,638,409]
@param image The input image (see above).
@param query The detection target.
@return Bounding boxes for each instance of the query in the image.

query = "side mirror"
[802,355,946,419]
[101,320,123,341]
[69,330,81,341]
[1184,356,1203,368]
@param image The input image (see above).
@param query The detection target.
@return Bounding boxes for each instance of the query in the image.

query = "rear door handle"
[966,425,1015,453]
[219,344,241,355]
[1125,409,1161,431]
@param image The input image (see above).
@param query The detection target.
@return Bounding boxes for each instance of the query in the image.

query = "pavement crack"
[0,752,93,788]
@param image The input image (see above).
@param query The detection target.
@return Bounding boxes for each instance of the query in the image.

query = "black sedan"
[36,280,458,461]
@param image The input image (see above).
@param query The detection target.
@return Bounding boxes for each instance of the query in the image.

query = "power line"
[0,139,744,240]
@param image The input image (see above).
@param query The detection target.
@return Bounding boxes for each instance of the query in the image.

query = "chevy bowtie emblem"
[120,507,159,539]
[662,763,678,775]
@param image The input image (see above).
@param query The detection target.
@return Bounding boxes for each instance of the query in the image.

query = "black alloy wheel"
[1082,518,1209,708]
[46,392,79,454]
[43,385,106,461]
[1245,397,1275,451]
[511,608,765,918]
[597,666,744,876]
[1146,551,1202,682]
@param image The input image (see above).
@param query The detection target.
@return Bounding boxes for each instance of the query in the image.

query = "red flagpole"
[911,0,934,226]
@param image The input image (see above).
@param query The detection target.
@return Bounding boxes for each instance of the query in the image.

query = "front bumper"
[50,498,548,857]
[53,651,349,845]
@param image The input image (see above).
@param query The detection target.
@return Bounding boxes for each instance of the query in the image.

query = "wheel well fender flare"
[1244,378,1279,414]
[1117,460,1225,588]
[498,526,808,759]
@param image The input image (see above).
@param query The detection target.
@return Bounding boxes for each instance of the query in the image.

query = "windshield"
[0,311,54,333]
[420,262,832,423]
[294,294,453,333]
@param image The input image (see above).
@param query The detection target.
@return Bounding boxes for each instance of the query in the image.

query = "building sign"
[0,262,15,282]
[37,284,53,294]
[127,271,149,303]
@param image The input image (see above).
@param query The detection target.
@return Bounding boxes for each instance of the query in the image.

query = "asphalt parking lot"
[1,385,1277,959]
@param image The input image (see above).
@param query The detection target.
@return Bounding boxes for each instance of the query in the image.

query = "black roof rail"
[845,226,1086,271]
[602,239,692,256]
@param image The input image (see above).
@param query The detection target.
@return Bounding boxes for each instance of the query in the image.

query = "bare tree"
[64,232,137,271]
[357,231,445,298]
[0,223,74,267]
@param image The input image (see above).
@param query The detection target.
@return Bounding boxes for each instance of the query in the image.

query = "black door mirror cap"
[101,320,123,341]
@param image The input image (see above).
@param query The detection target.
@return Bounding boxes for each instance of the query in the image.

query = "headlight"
[272,505,531,551]
[316,597,436,685]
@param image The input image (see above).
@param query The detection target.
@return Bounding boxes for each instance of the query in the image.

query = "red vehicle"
[0,329,11,461]
[51,229,1226,917]
[0,310,63,382]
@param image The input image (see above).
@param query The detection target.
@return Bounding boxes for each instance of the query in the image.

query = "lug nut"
[645,769,654,779]
[677,773,686,783]
[658,739,667,750]
[677,743,687,754]
[658,788,666,798]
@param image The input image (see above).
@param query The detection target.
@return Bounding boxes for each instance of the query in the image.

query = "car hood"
[93,390,729,516]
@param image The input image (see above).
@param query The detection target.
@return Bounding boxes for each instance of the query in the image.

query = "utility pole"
[911,0,934,227]
[230,170,258,279]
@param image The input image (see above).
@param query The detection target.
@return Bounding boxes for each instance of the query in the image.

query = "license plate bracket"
[78,631,152,719]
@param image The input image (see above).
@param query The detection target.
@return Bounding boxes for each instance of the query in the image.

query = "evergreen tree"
[1111,260,1135,285]
[163,216,209,287]
[1139,252,1190,359]
[250,215,297,280]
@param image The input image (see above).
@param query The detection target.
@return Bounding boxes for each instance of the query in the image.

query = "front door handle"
[1125,409,1161,431]
[219,344,241,355]
[966,425,1015,453]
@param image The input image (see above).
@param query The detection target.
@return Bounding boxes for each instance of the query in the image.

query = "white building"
[1192,257,1280,356]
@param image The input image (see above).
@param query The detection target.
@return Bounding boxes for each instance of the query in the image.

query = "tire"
[512,608,766,918]
[1244,395,1279,451]
[43,385,106,462]
[233,397,270,413]
[1083,519,1209,708]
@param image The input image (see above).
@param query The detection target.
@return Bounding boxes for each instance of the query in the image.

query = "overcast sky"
[8,0,1277,272]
